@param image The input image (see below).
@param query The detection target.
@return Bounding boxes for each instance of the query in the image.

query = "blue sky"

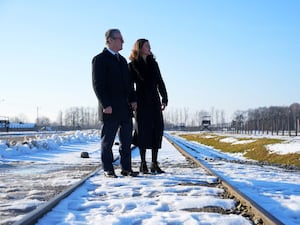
[0,0,299,123]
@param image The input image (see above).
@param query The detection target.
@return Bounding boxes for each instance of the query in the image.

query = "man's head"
[105,29,124,52]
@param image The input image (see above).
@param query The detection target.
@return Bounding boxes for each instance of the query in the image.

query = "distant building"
[201,115,211,131]
[0,116,36,132]
[0,116,10,131]
[9,122,35,129]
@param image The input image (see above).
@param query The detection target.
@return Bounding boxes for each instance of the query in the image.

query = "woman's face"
[141,41,151,56]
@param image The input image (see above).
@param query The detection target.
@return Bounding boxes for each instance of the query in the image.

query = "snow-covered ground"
[167,132,300,225]
[0,130,300,225]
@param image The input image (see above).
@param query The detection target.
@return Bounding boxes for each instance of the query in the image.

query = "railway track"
[164,133,285,225]
[8,133,285,225]
[12,168,101,225]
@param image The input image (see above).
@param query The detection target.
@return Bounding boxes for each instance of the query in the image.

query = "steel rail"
[12,145,137,225]
[164,133,285,225]
[13,167,101,225]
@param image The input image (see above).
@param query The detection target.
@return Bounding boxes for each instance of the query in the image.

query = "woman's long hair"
[129,39,157,81]
[129,38,150,61]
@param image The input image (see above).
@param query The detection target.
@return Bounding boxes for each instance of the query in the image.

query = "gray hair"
[105,29,121,44]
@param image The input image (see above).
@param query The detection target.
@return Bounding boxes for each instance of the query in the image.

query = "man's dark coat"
[92,48,135,122]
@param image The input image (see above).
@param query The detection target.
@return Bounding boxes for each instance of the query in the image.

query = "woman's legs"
[151,148,158,163]
[139,148,149,173]
[150,148,165,173]
[140,148,146,163]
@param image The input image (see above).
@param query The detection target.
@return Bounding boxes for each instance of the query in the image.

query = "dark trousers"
[100,118,133,171]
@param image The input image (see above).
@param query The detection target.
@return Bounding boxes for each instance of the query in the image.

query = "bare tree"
[10,114,29,123]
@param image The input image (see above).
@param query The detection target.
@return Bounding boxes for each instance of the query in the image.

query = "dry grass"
[179,133,300,167]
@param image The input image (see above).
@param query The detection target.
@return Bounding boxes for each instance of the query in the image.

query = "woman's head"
[129,39,151,61]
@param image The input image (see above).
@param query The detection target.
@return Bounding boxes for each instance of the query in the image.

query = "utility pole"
[37,107,39,125]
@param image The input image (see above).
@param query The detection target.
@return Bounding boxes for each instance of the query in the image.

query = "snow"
[267,141,300,154]
[166,133,300,225]
[202,132,300,155]
[219,137,256,145]
[1,130,300,225]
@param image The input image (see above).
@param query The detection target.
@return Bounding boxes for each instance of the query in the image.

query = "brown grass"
[179,133,300,167]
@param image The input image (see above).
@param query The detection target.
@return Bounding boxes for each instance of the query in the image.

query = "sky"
[1,131,299,224]
[1,0,300,123]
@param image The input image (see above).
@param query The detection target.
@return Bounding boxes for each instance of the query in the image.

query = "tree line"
[230,103,300,136]
[162,103,300,136]
[7,103,300,136]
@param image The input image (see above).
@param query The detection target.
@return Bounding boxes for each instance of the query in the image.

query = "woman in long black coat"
[128,39,168,173]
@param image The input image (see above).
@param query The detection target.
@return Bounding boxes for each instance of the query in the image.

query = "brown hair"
[129,38,149,61]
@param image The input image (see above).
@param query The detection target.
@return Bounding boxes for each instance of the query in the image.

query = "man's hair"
[105,29,120,44]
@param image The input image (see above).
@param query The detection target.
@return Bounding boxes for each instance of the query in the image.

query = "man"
[92,29,138,178]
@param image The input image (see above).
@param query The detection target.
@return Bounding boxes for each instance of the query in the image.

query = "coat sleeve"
[92,55,111,108]
[155,62,168,105]
[128,63,137,103]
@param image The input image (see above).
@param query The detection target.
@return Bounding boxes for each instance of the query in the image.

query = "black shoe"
[121,170,139,177]
[104,170,117,178]
[140,162,149,174]
[150,162,165,173]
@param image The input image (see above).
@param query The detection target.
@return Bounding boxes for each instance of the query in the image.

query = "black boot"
[150,162,165,173]
[140,161,149,174]
[139,148,149,174]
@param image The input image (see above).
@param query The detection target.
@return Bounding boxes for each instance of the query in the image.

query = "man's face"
[109,32,124,52]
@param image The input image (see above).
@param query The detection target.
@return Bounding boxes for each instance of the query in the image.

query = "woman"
[129,39,168,174]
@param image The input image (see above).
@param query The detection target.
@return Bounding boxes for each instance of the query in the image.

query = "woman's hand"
[131,102,137,111]
[103,106,112,114]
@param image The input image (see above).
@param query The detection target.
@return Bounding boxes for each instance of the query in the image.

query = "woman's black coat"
[129,56,168,149]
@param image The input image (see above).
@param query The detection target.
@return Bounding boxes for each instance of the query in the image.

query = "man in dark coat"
[92,29,138,178]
